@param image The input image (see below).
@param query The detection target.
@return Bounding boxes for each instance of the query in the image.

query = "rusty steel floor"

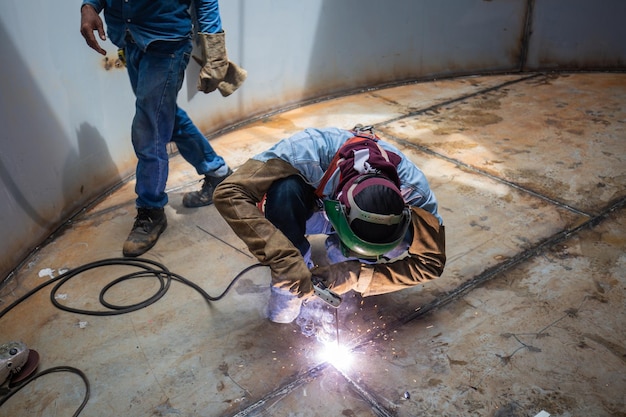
[1,72,625,417]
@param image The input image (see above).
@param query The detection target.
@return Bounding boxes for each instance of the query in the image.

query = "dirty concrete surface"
[0,72,624,417]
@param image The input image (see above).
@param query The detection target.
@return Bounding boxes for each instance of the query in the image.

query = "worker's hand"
[310,261,361,295]
[80,4,107,55]
[297,277,315,300]
[274,272,314,300]
[289,275,313,299]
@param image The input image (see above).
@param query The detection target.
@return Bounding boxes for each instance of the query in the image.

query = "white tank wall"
[1,0,625,279]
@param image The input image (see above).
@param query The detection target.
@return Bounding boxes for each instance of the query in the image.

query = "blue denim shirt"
[82,0,222,50]
[253,127,443,224]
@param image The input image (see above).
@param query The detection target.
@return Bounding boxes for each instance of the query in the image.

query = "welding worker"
[213,126,446,323]
[79,0,246,257]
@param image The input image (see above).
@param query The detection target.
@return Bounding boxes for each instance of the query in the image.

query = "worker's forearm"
[213,159,312,290]
[361,207,446,296]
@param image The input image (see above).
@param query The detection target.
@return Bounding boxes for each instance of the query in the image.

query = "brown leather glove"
[297,276,315,299]
[310,261,362,295]
[217,60,248,97]
[196,32,247,96]
[272,270,314,300]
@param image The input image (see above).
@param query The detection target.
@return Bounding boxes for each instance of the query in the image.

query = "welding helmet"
[325,175,411,259]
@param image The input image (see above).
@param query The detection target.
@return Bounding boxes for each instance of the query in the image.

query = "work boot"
[182,167,233,208]
[267,285,303,324]
[122,207,167,257]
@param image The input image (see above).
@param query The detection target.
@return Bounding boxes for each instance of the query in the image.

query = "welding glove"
[310,260,362,295]
[196,31,247,97]
[268,285,303,323]
[268,273,314,324]
[271,267,314,300]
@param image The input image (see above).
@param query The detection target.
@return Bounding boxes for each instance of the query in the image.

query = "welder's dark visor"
[324,199,410,258]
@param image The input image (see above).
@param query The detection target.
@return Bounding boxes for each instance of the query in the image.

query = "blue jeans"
[125,38,226,208]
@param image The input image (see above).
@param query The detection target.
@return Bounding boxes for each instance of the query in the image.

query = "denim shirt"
[253,127,443,224]
[82,0,222,50]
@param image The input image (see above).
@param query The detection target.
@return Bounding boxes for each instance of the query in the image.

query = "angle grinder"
[0,341,40,388]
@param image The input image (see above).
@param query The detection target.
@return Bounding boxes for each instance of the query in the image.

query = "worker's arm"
[213,159,314,297]
[359,207,446,296]
[310,207,445,296]
[193,0,222,33]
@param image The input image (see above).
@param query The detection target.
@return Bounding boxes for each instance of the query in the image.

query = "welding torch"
[311,276,342,307]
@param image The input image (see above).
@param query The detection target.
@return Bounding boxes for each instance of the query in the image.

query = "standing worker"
[80,0,246,256]
[213,126,446,323]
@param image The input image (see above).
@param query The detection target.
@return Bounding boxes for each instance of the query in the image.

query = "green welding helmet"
[324,182,411,259]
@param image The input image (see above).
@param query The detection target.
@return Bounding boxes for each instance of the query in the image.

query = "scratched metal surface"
[0,73,624,416]
[3,0,626,281]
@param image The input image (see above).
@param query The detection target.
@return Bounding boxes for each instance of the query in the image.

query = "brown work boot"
[122,207,167,257]
[182,167,233,208]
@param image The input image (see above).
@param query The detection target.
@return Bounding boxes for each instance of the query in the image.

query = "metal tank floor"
[1,72,625,417]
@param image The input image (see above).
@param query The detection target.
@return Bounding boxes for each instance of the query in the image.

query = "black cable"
[0,257,264,415]
[1,257,263,318]
[50,257,172,316]
[0,366,89,417]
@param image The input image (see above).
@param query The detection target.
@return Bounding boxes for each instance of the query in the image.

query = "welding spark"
[318,341,353,370]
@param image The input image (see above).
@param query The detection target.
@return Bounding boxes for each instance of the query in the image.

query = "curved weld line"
[389,133,591,217]
[399,196,624,324]
[375,73,542,126]
[331,196,625,364]
[374,73,591,217]
[228,72,617,417]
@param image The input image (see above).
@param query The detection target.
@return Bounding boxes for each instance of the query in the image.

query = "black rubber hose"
[0,257,263,318]
[0,366,89,417]
[0,257,264,416]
